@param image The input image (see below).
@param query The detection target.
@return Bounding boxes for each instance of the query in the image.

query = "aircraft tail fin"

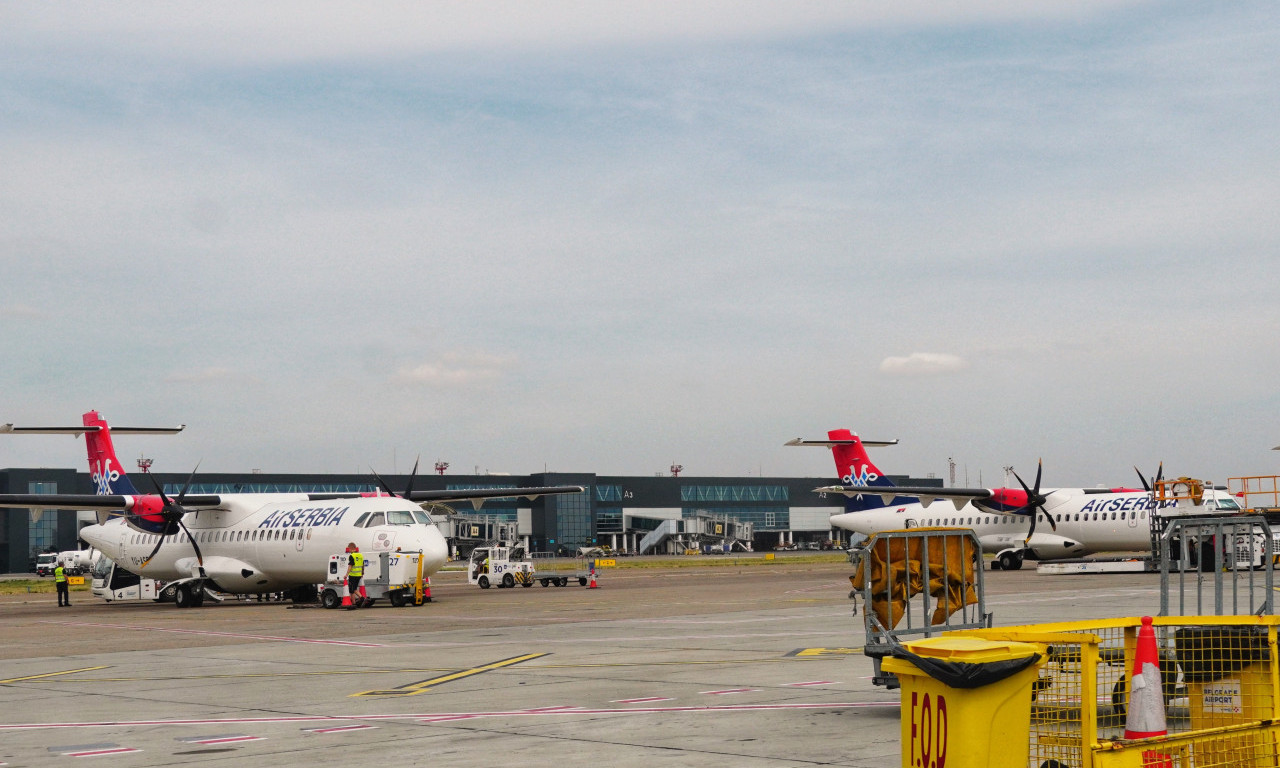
[0,412,185,498]
[786,429,899,512]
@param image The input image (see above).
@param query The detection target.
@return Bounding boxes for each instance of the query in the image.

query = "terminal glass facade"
[27,481,57,557]
[684,505,790,531]
[680,485,789,503]
[554,491,594,550]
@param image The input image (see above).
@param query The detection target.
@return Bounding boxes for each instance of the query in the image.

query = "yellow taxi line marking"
[0,666,109,684]
[38,655,841,685]
[352,653,549,697]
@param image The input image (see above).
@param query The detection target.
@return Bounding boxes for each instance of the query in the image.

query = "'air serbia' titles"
[257,506,349,529]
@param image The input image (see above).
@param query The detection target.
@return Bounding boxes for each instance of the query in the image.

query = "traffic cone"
[340,578,352,608]
[1124,616,1168,739]
[588,564,598,589]
[1125,616,1171,767]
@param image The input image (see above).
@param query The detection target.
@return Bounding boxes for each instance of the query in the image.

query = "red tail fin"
[828,429,888,488]
[83,411,141,495]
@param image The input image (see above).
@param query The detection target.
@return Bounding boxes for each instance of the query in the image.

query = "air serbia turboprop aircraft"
[0,411,585,606]
[787,429,1242,571]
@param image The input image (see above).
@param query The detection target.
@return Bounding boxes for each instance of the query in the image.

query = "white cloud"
[395,352,514,387]
[0,304,44,319]
[879,353,970,376]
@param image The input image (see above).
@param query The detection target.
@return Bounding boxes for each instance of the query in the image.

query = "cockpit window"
[412,510,432,525]
[363,512,386,528]
[1214,498,1242,511]
[386,510,415,526]
[353,512,370,528]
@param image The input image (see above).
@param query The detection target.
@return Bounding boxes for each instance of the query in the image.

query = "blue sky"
[2,2,1278,487]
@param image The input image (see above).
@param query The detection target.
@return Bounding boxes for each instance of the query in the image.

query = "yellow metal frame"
[1154,478,1206,506]
[1229,476,1280,513]
[952,616,1280,768]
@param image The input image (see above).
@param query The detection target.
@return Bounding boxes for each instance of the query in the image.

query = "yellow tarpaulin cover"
[851,529,979,629]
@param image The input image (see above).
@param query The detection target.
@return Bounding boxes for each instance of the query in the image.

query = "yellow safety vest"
[54,565,66,583]
[348,552,364,578]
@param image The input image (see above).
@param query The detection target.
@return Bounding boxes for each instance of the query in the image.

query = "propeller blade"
[1134,466,1151,492]
[369,467,397,497]
[177,461,202,503]
[404,456,420,498]
[146,470,174,508]
[1013,459,1052,542]
[139,522,174,567]
[177,518,204,566]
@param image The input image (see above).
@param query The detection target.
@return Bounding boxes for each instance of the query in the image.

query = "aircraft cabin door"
[1128,510,1141,529]
[904,519,918,528]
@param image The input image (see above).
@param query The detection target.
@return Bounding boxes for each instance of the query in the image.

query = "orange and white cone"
[588,564,598,589]
[340,578,352,609]
[1125,615,1169,766]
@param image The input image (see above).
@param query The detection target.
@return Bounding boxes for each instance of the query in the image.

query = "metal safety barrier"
[850,528,992,688]
[1159,516,1275,617]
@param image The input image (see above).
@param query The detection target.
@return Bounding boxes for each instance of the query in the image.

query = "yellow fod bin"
[882,636,1046,768]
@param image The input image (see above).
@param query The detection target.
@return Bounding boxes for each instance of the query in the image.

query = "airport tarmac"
[0,560,1167,767]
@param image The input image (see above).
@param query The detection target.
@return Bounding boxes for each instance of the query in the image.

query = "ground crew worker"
[346,543,365,609]
[54,561,71,607]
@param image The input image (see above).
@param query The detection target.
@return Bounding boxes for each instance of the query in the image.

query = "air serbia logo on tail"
[844,465,880,488]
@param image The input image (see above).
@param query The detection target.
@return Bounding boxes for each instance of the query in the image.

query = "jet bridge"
[635,513,754,555]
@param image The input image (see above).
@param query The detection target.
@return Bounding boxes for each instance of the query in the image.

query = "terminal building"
[1,467,942,573]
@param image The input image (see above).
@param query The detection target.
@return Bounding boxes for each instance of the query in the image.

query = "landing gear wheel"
[998,551,1024,571]
[478,575,490,589]
[174,584,193,608]
[502,573,515,589]
[321,589,341,609]
[190,587,205,607]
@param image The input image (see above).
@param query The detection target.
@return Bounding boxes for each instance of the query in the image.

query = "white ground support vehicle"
[468,545,592,588]
[467,545,535,589]
[91,556,170,602]
[57,548,98,576]
[320,550,431,608]
[34,552,58,577]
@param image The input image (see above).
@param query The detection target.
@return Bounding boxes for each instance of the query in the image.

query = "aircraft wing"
[0,486,584,513]
[813,484,994,511]
[306,485,588,510]
[405,485,585,510]
[0,494,222,511]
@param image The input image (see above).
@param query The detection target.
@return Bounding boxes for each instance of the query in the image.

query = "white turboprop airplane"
[0,411,584,606]
[788,429,1242,570]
